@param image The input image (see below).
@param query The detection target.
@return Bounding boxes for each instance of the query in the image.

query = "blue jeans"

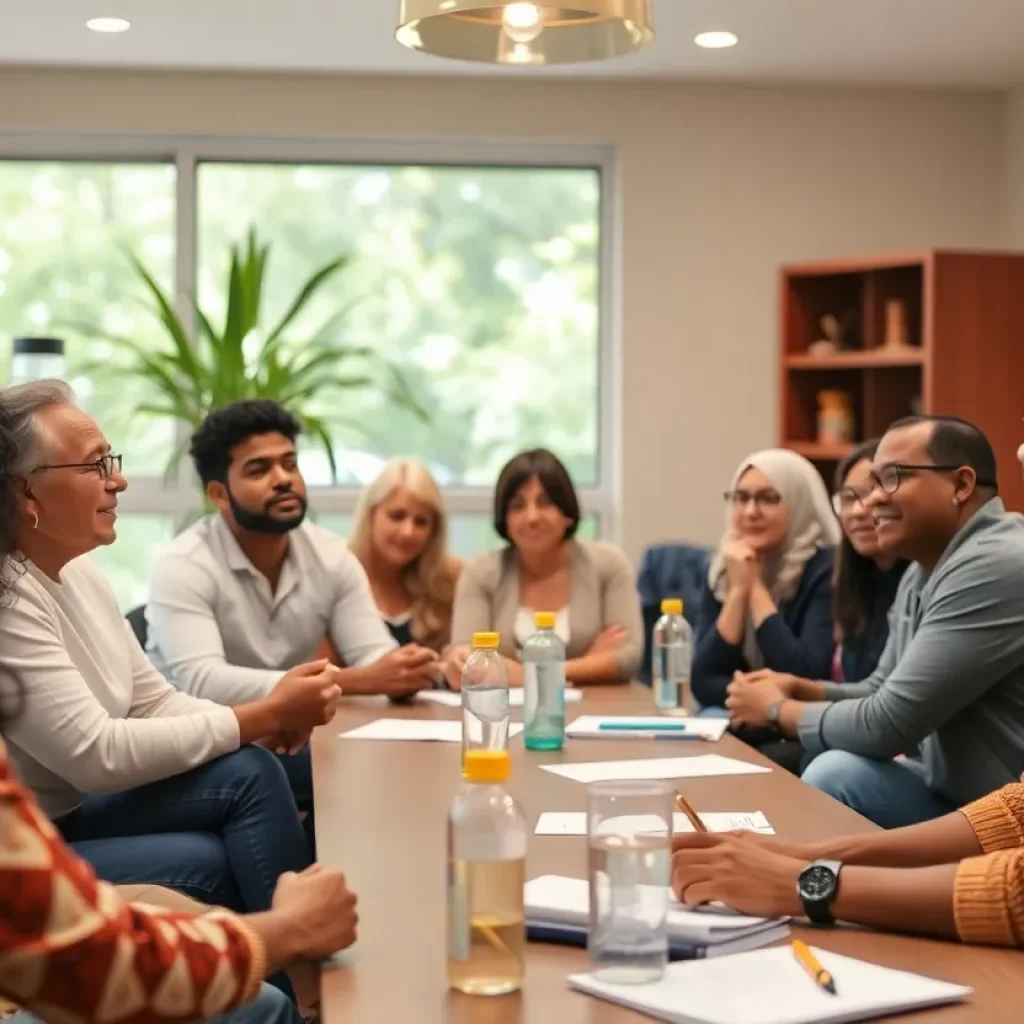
[10,983,302,1024]
[800,750,957,828]
[276,746,315,854]
[58,746,312,913]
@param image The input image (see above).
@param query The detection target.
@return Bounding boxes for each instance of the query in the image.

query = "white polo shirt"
[147,515,396,704]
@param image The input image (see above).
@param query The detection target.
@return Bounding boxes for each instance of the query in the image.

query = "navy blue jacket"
[692,546,834,708]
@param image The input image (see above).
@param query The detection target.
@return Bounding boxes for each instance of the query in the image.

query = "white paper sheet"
[340,719,524,742]
[564,715,729,741]
[568,945,971,1024]
[416,688,583,709]
[540,755,771,784]
[534,811,774,836]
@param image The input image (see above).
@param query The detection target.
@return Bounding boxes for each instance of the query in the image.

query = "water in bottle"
[522,611,566,751]
[461,632,510,772]
[447,750,527,995]
[652,599,693,713]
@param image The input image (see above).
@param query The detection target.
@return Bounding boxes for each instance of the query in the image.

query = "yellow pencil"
[674,792,707,833]
[792,940,837,995]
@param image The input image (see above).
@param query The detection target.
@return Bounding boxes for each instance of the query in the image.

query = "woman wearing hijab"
[692,448,839,712]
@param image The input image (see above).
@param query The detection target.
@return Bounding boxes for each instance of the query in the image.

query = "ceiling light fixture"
[396,1,655,66]
[694,30,738,49]
[86,16,131,33]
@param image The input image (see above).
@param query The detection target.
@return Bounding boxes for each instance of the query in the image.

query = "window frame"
[0,130,621,544]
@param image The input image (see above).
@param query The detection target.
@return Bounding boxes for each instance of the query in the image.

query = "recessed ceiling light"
[695,30,738,50]
[86,17,131,33]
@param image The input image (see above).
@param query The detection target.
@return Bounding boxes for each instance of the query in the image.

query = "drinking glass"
[587,779,672,983]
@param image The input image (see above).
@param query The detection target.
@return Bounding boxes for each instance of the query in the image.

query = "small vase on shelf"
[817,390,855,447]
[882,299,915,352]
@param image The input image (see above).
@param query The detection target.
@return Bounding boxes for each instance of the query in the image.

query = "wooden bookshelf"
[779,250,1024,511]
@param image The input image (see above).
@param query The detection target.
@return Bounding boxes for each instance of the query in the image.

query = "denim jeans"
[9,983,302,1024]
[276,746,315,854]
[58,746,312,913]
[800,750,958,828]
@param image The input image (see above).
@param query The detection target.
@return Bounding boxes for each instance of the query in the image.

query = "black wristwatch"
[797,860,842,925]
[765,700,783,728]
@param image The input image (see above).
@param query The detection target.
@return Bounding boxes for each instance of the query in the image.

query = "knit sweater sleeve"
[952,779,1024,946]
[0,741,264,1021]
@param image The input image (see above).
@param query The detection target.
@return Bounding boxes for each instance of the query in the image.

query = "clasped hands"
[725,669,799,730]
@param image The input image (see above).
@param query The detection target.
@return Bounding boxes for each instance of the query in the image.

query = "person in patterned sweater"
[0,395,358,1023]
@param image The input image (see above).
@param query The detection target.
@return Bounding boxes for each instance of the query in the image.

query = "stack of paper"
[565,715,729,741]
[534,811,775,836]
[340,719,524,742]
[540,755,771,784]
[524,875,788,960]
[568,945,971,1024]
[417,688,583,709]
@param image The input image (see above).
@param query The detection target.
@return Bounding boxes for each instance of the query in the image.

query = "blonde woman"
[349,458,461,652]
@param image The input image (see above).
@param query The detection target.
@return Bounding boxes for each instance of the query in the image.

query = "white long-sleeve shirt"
[146,515,396,705]
[0,555,240,820]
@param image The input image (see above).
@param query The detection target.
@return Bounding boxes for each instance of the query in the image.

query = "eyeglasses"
[847,462,997,502]
[32,453,123,480]
[724,489,782,510]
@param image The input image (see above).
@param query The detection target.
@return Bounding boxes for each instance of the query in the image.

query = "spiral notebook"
[568,945,971,1024]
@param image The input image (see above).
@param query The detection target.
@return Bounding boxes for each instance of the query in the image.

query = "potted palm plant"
[79,227,424,482]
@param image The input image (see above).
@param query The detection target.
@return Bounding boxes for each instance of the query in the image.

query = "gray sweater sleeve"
[799,548,1024,759]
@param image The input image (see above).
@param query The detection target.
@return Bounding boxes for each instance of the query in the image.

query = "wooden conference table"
[311,685,1023,1023]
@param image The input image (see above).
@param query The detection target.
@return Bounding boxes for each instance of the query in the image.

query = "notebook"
[524,875,788,948]
[568,945,971,1024]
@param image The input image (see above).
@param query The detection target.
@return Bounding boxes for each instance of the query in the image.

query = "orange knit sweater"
[955,778,1024,945]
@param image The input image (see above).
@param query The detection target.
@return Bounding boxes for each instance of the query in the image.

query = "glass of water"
[587,779,672,983]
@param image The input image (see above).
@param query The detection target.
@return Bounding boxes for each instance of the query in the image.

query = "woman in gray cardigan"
[446,449,643,686]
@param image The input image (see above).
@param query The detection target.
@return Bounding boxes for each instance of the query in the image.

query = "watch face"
[799,865,837,901]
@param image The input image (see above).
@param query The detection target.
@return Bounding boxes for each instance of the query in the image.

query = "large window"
[0,140,613,610]
[196,163,601,488]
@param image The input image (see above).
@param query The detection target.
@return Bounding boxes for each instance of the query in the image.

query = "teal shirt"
[799,498,1024,806]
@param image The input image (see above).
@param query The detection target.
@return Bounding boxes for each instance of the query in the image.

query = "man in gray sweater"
[725,415,1024,828]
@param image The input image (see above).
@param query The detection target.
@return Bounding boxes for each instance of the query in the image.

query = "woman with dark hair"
[446,448,643,686]
[0,395,358,1024]
[831,439,909,682]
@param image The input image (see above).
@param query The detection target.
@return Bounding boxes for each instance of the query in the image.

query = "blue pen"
[599,721,689,732]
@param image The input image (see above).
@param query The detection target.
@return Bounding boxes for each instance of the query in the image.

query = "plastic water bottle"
[652,599,692,714]
[522,611,566,751]
[447,750,527,995]
[461,632,510,773]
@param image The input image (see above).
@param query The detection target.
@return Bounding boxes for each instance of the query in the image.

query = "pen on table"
[792,940,837,995]
[674,792,707,833]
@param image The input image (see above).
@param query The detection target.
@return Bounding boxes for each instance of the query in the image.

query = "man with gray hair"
[0,381,353,997]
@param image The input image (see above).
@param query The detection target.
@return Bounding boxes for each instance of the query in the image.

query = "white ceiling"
[3,1,1024,87]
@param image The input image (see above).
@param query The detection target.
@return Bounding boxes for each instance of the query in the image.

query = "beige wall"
[0,69,1009,557]
[1007,87,1024,246]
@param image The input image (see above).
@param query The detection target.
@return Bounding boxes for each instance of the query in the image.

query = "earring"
[952,498,961,508]
[28,509,39,530]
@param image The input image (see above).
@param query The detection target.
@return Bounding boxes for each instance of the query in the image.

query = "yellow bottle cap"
[534,611,556,629]
[661,598,684,615]
[472,632,500,648]
[463,750,511,783]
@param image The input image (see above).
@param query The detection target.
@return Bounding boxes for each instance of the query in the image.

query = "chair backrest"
[636,543,711,684]
[126,604,148,649]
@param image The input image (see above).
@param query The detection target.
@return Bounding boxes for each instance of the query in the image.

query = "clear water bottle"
[447,750,527,995]
[652,599,693,714]
[461,632,510,773]
[522,611,566,751]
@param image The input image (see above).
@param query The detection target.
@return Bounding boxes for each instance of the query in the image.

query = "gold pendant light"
[396,2,654,66]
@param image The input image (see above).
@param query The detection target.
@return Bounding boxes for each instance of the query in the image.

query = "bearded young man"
[147,400,440,823]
